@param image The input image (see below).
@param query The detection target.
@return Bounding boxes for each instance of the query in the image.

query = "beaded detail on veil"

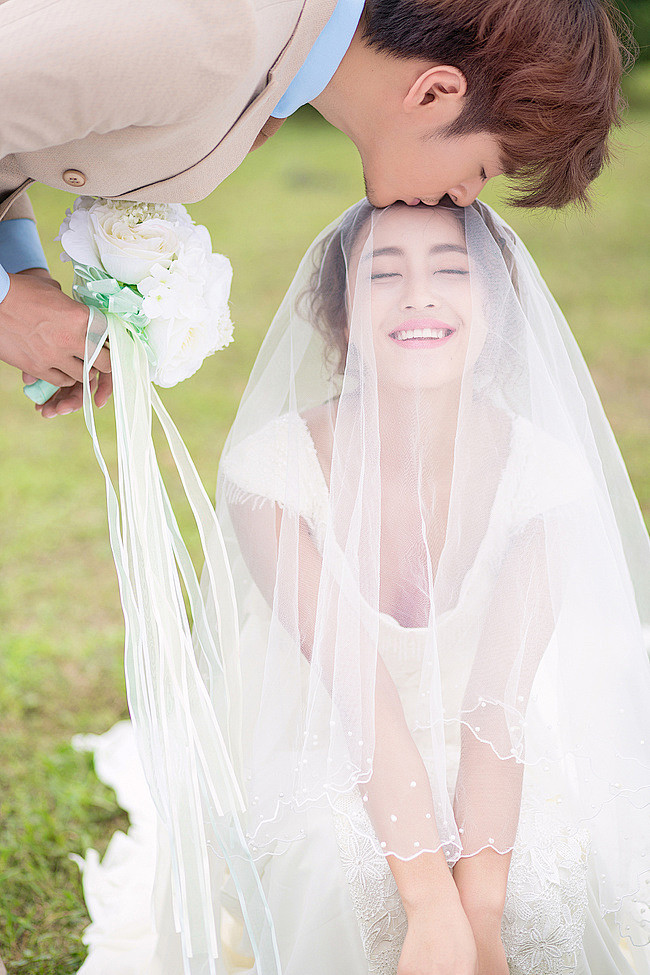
[331,788,592,975]
[222,411,595,975]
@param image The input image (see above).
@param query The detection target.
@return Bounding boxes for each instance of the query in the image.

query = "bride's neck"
[377,381,462,488]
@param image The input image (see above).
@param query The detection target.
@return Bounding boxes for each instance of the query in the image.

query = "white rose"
[58,197,235,386]
[139,263,208,322]
[204,253,233,312]
[91,210,182,285]
[59,198,192,284]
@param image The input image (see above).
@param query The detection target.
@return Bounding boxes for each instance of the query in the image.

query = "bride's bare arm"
[372,657,477,975]
[452,521,554,974]
[230,499,477,974]
[453,849,511,975]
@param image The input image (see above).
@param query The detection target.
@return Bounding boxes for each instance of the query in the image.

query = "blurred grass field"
[0,67,649,973]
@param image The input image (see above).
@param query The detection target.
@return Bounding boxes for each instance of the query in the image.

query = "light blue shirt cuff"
[0,217,48,273]
[0,263,9,304]
[0,217,49,303]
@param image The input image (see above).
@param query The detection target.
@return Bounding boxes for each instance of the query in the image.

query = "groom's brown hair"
[361,0,634,208]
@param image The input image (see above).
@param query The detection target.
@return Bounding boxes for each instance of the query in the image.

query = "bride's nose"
[401,279,442,312]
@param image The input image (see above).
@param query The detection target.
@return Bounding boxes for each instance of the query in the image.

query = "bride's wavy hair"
[299,200,375,376]
[300,199,522,381]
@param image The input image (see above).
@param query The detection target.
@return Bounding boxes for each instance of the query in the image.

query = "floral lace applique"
[331,790,408,975]
[501,809,590,975]
[332,791,591,975]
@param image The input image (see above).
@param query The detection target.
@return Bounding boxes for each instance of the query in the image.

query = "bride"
[74,199,650,975]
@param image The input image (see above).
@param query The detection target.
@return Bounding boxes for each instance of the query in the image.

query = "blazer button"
[63,169,86,187]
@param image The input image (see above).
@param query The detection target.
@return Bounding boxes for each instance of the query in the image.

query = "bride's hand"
[397,901,478,975]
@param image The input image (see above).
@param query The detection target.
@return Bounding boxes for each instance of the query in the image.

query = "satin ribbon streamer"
[74,287,282,973]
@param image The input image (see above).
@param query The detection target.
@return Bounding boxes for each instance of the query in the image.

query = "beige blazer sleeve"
[0,0,333,221]
[0,0,262,157]
[1,188,35,222]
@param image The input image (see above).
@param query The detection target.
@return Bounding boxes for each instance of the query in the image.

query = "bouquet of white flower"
[24,199,272,974]
[59,197,234,386]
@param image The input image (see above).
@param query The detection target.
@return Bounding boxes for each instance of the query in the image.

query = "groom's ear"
[402,66,467,120]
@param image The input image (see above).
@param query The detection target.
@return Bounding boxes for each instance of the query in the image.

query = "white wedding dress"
[74,411,649,975]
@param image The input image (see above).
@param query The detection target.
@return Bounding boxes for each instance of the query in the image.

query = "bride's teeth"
[392,327,453,341]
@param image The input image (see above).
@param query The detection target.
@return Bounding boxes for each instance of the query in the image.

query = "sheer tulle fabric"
[211,200,650,948]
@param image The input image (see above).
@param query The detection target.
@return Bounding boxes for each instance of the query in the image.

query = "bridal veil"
[156,200,650,971]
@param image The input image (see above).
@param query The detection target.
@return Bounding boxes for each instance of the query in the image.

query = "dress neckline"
[292,410,520,635]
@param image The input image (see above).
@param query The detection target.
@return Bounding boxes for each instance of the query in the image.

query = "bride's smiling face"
[349,205,481,392]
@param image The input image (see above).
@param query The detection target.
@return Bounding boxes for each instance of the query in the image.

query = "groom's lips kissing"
[389,318,457,349]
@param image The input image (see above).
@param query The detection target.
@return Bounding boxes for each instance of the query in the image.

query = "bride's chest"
[377,490,448,628]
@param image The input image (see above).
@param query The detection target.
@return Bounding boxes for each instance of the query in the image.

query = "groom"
[0,0,629,419]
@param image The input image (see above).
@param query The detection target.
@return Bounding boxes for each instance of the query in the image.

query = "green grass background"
[1,67,649,974]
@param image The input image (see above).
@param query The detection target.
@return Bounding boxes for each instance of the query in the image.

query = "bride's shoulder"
[301,401,337,482]
[220,409,330,518]
[222,411,311,474]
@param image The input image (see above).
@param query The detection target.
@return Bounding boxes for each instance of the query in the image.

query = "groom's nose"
[447,180,483,207]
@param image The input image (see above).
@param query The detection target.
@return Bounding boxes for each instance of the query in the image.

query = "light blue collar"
[271,0,365,119]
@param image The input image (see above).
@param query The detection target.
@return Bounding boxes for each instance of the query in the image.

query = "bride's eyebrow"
[361,242,468,262]
[361,246,404,262]
[430,244,468,256]
[362,244,467,261]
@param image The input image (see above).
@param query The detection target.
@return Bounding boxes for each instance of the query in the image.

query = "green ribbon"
[24,264,154,405]
[72,263,154,362]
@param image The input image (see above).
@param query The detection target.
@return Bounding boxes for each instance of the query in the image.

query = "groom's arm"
[0,200,112,392]
[0,0,260,412]
[0,0,259,164]
[0,210,113,414]
[0,205,96,381]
